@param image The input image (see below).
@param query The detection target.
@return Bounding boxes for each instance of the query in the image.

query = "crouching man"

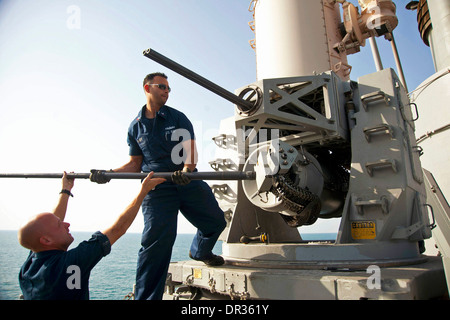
[18,171,165,300]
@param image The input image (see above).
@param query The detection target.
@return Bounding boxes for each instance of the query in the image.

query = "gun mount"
[150,0,448,300]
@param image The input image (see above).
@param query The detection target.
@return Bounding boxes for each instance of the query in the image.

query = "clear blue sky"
[0,0,435,234]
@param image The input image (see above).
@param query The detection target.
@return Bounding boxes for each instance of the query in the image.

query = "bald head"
[18,213,74,252]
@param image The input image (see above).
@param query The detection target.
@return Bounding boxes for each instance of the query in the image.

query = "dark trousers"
[134,180,226,300]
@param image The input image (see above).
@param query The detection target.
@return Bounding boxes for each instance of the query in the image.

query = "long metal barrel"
[143,48,254,112]
[0,171,256,181]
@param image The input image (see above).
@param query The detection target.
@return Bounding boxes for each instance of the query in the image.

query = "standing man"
[90,72,226,300]
[18,171,165,300]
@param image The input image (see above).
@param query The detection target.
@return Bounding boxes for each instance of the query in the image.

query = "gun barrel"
[0,171,256,181]
[102,171,256,180]
[143,48,254,111]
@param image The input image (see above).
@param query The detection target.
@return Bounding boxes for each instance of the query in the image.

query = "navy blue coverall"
[127,105,226,300]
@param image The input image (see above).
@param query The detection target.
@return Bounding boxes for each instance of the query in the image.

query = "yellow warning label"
[193,268,202,279]
[351,221,376,239]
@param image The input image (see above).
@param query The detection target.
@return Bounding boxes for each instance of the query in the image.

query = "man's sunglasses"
[148,84,171,92]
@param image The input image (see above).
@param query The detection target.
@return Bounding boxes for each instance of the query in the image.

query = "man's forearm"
[102,190,147,245]
[114,191,146,232]
[53,193,70,221]
[113,156,143,173]
[113,163,139,173]
[53,173,74,221]
[182,139,197,171]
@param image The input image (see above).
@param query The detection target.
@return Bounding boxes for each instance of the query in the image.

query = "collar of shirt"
[137,105,168,121]
[34,250,64,259]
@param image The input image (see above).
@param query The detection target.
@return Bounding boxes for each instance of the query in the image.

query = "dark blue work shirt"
[19,231,111,300]
[127,105,195,173]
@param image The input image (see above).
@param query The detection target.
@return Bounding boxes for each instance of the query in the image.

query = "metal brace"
[209,158,234,170]
[208,278,216,294]
[212,134,236,148]
[211,184,237,203]
[227,283,250,300]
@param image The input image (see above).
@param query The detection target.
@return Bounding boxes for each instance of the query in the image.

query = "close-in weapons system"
[153,0,450,300]
[1,0,447,301]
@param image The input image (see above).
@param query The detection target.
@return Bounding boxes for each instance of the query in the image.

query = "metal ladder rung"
[355,196,389,215]
[360,90,390,111]
[363,124,394,142]
[365,159,397,176]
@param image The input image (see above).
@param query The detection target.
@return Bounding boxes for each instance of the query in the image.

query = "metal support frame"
[234,72,349,150]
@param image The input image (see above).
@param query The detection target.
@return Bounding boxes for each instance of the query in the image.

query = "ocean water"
[0,230,336,300]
